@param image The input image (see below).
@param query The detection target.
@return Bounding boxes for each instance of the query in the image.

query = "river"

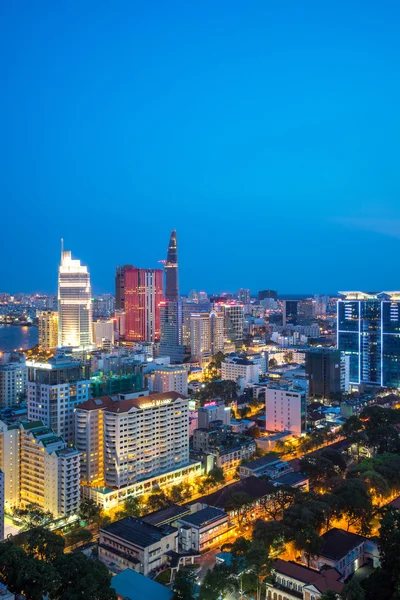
[0,325,39,352]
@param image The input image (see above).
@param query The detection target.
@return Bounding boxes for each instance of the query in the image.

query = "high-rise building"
[337,291,400,388]
[220,303,244,343]
[0,419,20,509]
[150,365,188,396]
[75,392,189,488]
[237,289,251,304]
[283,300,299,326]
[198,291,209,303]
[0,470,4,541]
[188,290,199,303]
[20,421,80,517]
[182,301,211,346]
[38,311,59,350]
[124,267,163,342]
[92,294,115,319]
[190,311,224,362]
[159,231,185,362]
[27,355,90,444]
[58,247,93,348]
[258,290,278,301]
[265,385,307,435]
[305,348,343,399]
[0,360,28,407]
[115,265,133,311]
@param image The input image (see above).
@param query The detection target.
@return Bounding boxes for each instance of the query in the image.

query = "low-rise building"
[266,559,344,600]
[178,506,230,552]
[303,528,380,579]
[216,440,256,475]
[221,357,260,391]
[99,517,178,576]
[111,568,174,600]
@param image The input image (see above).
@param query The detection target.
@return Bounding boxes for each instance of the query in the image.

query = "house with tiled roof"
[266,558,344,600]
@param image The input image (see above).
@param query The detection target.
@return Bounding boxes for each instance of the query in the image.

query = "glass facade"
[338,293,400,388]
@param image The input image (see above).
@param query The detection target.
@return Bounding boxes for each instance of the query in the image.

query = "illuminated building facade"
[0,360,28,407]
[115,265,133,311]
[237,288,251,304]
[58,247,93,348]
[337,291,400,388]
[27,355,90,444]
[220,303,244,343]
[38,311,59,350]
[75,391,189,489]
[190,310,224,362]
[20,420,80,517]
[124,267,163,342]
[150,365,188,396]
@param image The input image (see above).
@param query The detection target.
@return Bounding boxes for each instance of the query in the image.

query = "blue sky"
[1,1,400,295]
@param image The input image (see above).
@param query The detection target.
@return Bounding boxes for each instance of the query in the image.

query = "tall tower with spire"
[159,230,185,363]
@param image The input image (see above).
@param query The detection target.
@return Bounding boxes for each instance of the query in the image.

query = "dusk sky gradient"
[1,1,400,295]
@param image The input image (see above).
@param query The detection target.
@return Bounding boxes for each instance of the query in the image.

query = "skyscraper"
[220,303,244,343]
[337,291,400,388]
[115,265,133,311]
[283,300,299,326]
[159,230,185,362]
[124,267,163,342]
[58,246,93,348]
[237,289,251,304]
[190,310,224,362]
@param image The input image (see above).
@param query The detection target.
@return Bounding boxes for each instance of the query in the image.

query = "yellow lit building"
[38,311,59,350]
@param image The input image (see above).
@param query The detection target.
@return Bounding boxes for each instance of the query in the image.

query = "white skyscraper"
[58,245,93,348]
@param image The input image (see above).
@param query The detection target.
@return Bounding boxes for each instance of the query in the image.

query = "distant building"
[198,401,231,429]
[283,300,299,326]
[27,355,90,444]
[265,385,307,436]
[92,320,115,350]
[0,470,4,541]
[220,303,244,343]
[0,420,20,509]
[237,289,251,304]
[0,360,28,407]
[38,311,59,350]
[58,247,93,348]
[182,301,211,346]
[305,348,343,399]
[124,267,164,343]
[190,311,224,363]
[99,517,178,576]
[150,365,188,396]
[338,291,400,388]
[258,290,278,301]
[221,356,260,390]
[115,265,133,311]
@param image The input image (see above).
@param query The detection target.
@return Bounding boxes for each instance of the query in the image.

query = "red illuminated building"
[124,267,164,342]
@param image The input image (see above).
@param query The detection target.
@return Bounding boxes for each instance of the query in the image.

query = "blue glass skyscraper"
[337,292,400,388]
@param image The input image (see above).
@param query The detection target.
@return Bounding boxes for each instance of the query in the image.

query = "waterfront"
[0,325,38,352]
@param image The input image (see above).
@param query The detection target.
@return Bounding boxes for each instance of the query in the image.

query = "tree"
[13,503,54,530]
[225,492,252,525]
[330,479,373,535]
[116,495,143,518]
[269,358,278,368]
[295,526,322,567]
[78,498,102,524]
[213,351,226,369]
[173,567,196,600]
[199,563,237,600]
[22,526,65,563]
[379,509,400,581]
[54,553,117,600]
[146,490,171,512]
[248,425,261,439]
[0,542,28,592]
[283,351,294,363]
[17,557,60,600]
[245,540,272,600]
[64,527,93,549]
[252,519,285,553]
[169,483,191,504]
[319,591,338,600]
[341,577,366,600]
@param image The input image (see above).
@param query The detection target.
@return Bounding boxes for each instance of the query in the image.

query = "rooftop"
[241,453,281,471]
[111,568,174,600]
[195,475,276,508]
[179,506,227,527]
[142,504,191,527]
[319,528,366,561]
[100,517,177,548]
[76,391,187,413]
[273,559,343,594]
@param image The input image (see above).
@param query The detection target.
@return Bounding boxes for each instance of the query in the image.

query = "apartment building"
[19,420,80,518]
[0,361,28,407]
[75,392,189,489]
[221,357,260,391]
[38,311,59,350]
[265,384,307,436]
[0,419,20,510]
